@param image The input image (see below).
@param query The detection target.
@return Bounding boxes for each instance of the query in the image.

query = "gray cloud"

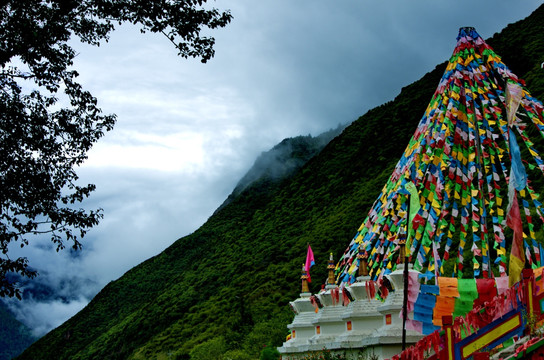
[4,0,543,337]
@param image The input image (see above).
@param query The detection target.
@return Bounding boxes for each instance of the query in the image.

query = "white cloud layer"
[4,0,543,337]
[6,296,89,338]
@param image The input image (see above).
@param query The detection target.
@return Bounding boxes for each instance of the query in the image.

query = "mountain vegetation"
[215,125,346,213]
[0,302,35,360]
[17,5,544,360]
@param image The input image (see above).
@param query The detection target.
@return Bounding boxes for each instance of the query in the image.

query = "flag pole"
[402,194,410,351]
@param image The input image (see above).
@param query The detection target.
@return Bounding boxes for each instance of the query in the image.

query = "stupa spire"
[327,252,336,286]
[301,263,310,293]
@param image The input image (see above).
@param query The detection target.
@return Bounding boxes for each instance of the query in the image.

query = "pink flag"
[406,319,423,333]
[495,276,509,295]
[305,244,315,282]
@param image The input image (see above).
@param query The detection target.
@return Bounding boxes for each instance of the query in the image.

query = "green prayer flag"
[502,337,515,349]
[405,181,421,255]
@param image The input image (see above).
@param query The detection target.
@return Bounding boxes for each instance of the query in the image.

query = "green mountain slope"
[18,5,544,360]
[0,302,35,360]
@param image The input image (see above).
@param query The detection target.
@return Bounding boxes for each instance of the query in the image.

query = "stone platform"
[279,266,424,360]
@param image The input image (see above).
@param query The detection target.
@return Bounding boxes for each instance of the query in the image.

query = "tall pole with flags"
[402,194,410,351]
[402,181,419,350]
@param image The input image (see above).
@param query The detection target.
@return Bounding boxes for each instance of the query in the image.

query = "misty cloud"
[5,296,89,337]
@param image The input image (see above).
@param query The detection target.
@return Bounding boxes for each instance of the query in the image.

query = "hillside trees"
[0,0,232,298]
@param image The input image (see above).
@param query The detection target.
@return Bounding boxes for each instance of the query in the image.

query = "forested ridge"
[0,302,35,360]
[17,5,544,360]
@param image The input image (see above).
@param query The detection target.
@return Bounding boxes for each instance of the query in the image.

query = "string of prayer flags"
[394,267,544,336]
[335,26,544,285]
[393,331,441,360]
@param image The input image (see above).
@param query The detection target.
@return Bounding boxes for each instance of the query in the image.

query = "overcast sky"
[4,1,544,338]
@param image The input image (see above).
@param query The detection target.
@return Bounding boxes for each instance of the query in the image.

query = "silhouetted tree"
[0,0,232,298]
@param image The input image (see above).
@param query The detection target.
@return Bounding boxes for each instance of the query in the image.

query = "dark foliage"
[0,0,231,298]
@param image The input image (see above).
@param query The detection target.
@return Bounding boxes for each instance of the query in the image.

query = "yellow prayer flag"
[509,256,524,287]
[348,262,358,275]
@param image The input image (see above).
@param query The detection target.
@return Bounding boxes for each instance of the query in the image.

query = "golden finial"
[357,247,369,277]
[301,263,310,293]
[327,252,335,285]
